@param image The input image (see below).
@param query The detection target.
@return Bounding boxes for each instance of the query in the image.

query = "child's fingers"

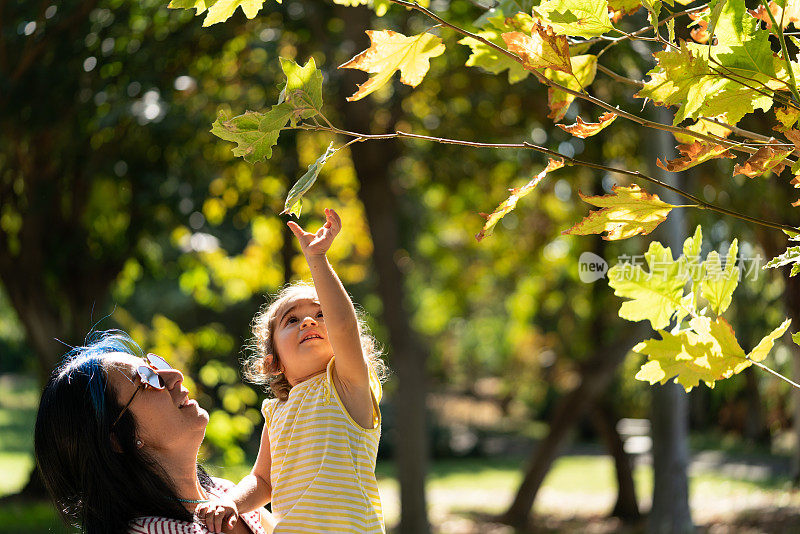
[213,507,226,532]
[227,515,238,530]
[287,221,304,236]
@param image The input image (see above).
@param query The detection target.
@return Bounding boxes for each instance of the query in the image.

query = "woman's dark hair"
[34,330,211,534]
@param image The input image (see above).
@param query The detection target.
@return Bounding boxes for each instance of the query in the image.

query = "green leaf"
[793,331,800,346]
[682,225,704,314]
[563,184,677,240]
[640,0,661,31]
[765,245,800,275]
[279,57,323,126]
[169,0,271,26]
[635,316,755,392]
[636,42,773,126]
[534,0,616,38]
[281,143,337,217]
[460,12,536,84]
[700,238,738,315]
[634,329,718,391]
[705,0,727,49]
[607,240,688,330]
[210,104,293,164]
[748,318,792,362]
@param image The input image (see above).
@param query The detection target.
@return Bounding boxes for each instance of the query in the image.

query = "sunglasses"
[111,353,172,429]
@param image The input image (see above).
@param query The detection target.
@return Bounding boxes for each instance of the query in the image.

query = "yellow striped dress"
[262,357,384,534]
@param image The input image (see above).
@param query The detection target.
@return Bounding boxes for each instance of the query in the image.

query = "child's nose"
[300,316,317,328]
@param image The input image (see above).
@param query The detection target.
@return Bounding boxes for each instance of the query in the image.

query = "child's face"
[271,296,334,385]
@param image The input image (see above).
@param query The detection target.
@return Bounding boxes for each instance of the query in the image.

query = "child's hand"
[195,497,239,533]
[287,208,341,257]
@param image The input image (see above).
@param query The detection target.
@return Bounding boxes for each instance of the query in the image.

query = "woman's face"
[105,353,208,452]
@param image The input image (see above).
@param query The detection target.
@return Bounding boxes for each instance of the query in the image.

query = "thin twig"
[750,359,800,390]
[596,64,644,88]
[593,4,709,58]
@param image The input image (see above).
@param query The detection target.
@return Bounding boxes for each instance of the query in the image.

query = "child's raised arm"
[287,208,374,427]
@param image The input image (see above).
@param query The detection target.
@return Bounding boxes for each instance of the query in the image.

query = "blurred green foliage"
[2,0,798,477]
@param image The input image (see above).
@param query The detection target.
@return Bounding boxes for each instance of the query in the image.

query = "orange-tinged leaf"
[656,141,734,173]
[563,184,678,241]
[339,30,445,102]
[501,22,572,74]
[688,8,710,43]
[733,145,791,178]
[557,112,617,138]
[545,54,597,122]
[749,1,800,29]
[476,158,565,241]
[608,0,640,23]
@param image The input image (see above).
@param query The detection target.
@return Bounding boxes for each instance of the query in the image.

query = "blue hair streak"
[57,330,144,426]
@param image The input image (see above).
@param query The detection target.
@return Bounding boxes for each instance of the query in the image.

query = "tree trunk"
[785,274,800,484]
[336,7,431,532]
[499,327,647,527]
[646,111,693,534]
[592,401,640,522]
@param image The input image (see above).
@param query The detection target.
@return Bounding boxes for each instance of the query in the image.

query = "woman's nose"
[158,367,184,389]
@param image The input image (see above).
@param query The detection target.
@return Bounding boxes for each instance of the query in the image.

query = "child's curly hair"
[243,281,388,401]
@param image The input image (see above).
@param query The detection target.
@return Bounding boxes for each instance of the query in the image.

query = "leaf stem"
[760,0,800,105]
[749,359,800,390]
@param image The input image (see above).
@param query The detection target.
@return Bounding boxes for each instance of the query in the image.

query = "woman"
[34,330,275,534]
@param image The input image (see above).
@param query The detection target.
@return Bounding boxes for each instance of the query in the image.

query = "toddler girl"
[196,208,387,533]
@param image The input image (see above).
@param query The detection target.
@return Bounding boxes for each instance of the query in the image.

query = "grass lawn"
[3,373,799,533]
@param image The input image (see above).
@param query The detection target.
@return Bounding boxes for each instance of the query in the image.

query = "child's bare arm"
[287,209,373,425]
[196,423,272,532]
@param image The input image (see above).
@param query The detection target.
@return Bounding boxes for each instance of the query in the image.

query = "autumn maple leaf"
[339,30,445,101]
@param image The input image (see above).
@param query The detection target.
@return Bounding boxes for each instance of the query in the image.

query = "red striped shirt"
[128,478,267,534]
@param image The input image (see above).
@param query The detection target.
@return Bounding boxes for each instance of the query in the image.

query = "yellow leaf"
[501,21,572,74]
[476,158,565,241]
[563,184,678,240]
[748,318,792,362]
[339,30,445,101]
[633,329,716,391]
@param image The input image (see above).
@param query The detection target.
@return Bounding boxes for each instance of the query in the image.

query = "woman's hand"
[195,497,239,533]
[287,208,341,258]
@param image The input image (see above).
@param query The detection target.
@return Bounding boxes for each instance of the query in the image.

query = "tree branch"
[294,123,800,234]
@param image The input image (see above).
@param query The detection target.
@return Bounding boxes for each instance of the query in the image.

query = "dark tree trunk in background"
[743,368,766,444]
[593,401,640,522]
[646,112,693,534]
[785,272,800,484]
[499,327,647,527]
[336,7,431,532]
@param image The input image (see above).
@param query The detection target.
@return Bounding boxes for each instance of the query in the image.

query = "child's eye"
[286,316,297,324]
[316,311,324,318]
